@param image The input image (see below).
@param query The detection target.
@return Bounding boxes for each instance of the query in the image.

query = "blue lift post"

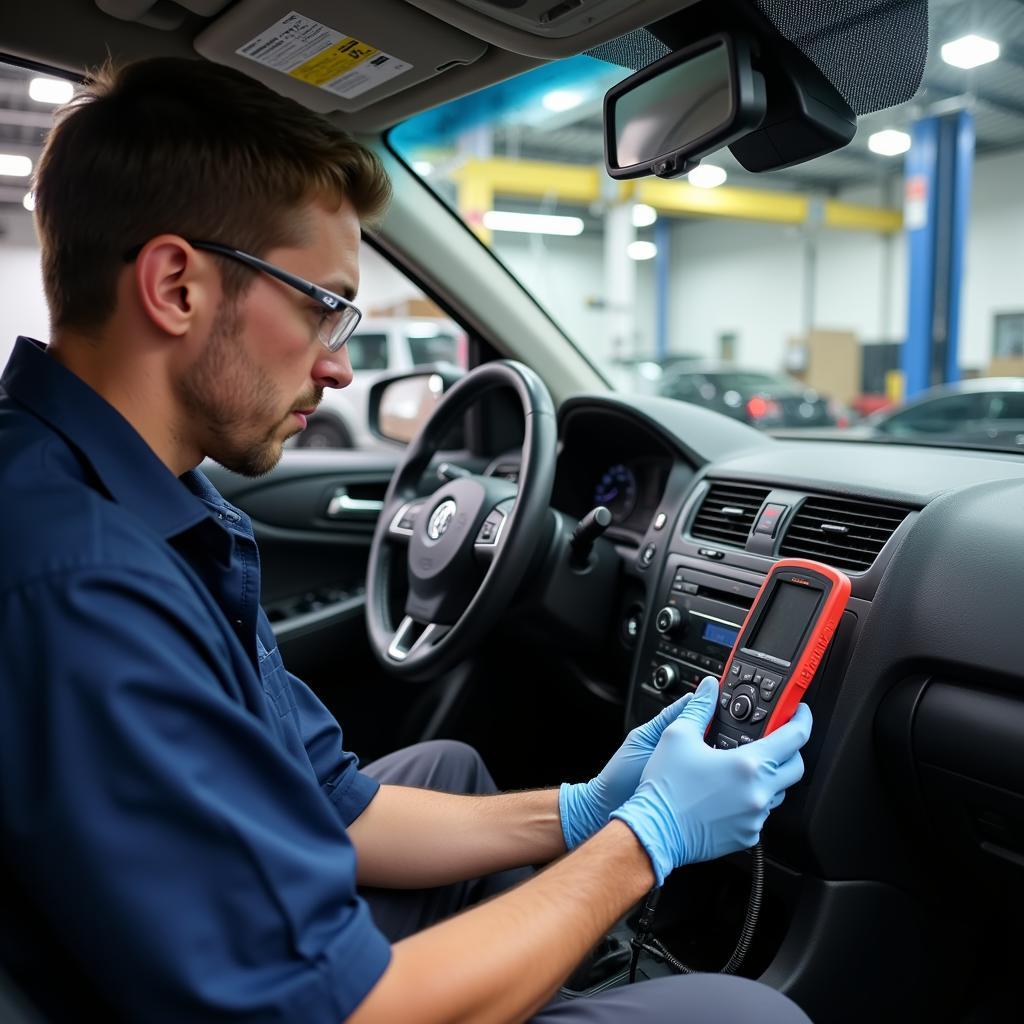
[902,110,975,397]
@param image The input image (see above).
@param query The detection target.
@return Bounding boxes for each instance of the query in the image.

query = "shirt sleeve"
[0,566,391,1024]
[285,665,381,826]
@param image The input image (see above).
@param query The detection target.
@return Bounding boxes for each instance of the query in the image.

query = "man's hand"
[612,675,813,885]
[559,691,695,850]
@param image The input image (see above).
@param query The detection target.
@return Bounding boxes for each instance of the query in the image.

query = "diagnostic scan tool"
[706,559,851,749]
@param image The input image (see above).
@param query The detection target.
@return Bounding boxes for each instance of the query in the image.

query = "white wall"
[0,210,48,369]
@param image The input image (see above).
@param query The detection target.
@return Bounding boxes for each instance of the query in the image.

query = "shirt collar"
[2,336,220,543]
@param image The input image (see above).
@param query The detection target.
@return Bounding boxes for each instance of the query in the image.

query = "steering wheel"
[365,360,557,681]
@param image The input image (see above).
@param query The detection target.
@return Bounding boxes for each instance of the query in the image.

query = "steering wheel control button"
[655,606,682,635]
[476,510,506,546]
[715,734,739,750]
[698,547,724,560]
[729,695,753,721]
[754,503,788,537]
[639,542,657,568]
[653,512,667,531]
[652,664,677,691]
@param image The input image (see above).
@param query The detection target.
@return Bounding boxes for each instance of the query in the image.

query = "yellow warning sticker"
[236,12,413,100]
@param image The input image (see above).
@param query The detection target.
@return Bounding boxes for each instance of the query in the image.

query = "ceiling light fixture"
[0,154,33,177]
[687,164,727,189]
[483,210,584,236]
[22,192,35,212]
[868,129,912,156]
[29,77,74,104]
[542,89,584,113]
[627,240,658,261]
[941,34,1000,70]
[632,203,657,227]
[412,160,433,176]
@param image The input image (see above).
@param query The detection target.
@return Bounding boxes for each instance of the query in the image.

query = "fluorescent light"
[687,164,727,189]
[632,203,657,227]
[941,34,1000,70]
[627,240,657,261]
[542,89,584,113]
[0,154,32,177]
[22,192,35,212]
[483,210,584,236]
[412,160,433,176]
[29,77,74,104]
[868,129,911,156]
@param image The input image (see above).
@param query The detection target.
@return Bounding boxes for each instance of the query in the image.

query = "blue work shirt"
[0,338,391,1022]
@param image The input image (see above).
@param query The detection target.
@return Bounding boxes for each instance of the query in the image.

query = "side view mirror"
[368,363,465,445]
[604,33,766,180]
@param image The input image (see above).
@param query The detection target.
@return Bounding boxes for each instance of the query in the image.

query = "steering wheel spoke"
[386,498,427,542]
[386,615,451,662]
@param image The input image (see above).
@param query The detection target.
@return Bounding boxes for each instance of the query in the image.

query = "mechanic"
[0,57,812,1024]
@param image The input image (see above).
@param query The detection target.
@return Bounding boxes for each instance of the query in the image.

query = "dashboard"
[488,390,1024,1020]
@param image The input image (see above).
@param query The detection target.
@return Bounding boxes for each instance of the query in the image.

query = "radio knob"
[652,664,677,691]
[655,606,684,636]
[729,694,753,721]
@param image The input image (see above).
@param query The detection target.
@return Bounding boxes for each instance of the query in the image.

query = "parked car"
[293,317,467,449]
[858,378,1024,449]
[657,365,840,428]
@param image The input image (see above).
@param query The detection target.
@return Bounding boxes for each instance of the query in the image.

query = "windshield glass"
[390,3,1024,452]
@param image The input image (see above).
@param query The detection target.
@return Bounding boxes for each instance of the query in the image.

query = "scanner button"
[759,684,778,702]
[740,667,755,684]
[730,663,742,678]
[719,694,730,710]
[752,671,764,685]
[738,734,755,745]
[714,734,739,750]
[751,707,768,723]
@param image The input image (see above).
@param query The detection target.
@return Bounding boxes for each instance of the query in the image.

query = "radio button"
[655,606,683,636]
[652,664,678,691]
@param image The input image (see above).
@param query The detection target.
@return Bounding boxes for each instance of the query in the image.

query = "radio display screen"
[747,581,822,663]
[702,621,740,649]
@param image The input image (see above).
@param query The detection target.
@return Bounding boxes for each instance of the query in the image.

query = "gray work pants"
[359,740,811,1023]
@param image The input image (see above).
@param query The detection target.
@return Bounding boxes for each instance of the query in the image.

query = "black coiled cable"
[628,841,765,982]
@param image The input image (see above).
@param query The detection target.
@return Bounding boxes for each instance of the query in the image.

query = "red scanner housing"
[706,558,851,748]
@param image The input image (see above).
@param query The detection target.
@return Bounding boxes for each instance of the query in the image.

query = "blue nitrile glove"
[611,676,812,885]
[559,692,696,850]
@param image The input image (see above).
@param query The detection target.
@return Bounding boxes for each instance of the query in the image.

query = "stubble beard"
[175,301,292,478]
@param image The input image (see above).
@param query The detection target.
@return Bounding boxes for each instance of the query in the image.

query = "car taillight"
[746,396,781,420]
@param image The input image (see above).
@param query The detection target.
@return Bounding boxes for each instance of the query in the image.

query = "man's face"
[175,197,360,477]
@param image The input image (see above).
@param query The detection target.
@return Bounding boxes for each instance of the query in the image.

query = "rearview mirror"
[604,34,766,180]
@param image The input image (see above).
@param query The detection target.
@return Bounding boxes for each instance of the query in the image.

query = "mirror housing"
[604,33,766,180]
[368,363,465,445]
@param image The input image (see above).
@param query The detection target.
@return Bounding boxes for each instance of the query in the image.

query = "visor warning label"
[237,11,413,99]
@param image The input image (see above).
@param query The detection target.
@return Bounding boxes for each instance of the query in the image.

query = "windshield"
[390,5,1024,452]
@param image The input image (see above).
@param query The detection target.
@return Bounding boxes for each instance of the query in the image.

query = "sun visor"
[193,0,488,113]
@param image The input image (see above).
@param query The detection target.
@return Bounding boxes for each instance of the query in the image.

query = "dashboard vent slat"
[779,496,911,571]
[691,482,771,548]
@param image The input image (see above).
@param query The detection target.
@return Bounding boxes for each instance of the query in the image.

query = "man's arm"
[348,819,654,1024]
[347,785,565,888]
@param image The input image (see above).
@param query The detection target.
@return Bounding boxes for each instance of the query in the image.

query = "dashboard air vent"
[690,482,771,548]
[779,496,910,572]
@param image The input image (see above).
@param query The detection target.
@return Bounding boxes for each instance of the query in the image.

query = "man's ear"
[132,236,215,337]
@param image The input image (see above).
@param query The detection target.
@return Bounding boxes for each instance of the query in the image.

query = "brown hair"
[33,57,391,332]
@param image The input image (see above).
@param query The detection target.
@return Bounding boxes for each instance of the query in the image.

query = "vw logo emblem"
[427,499,457,540]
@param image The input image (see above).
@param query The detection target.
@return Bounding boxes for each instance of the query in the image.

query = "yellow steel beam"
[457,173,493,245]
[451,156,902,233]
